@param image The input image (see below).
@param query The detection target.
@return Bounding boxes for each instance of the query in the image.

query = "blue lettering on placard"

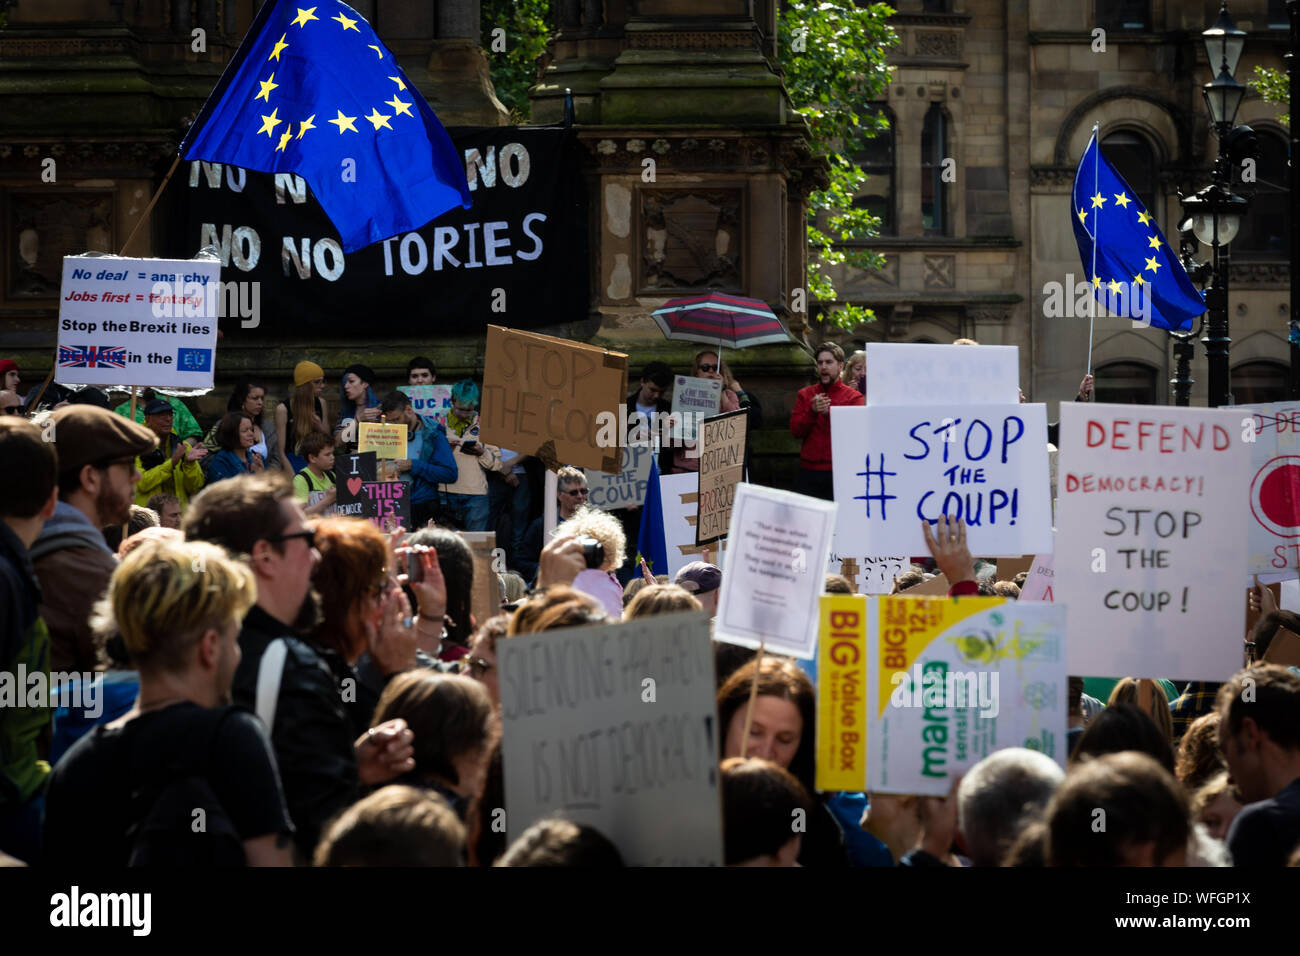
[177,347,212,372]
[854,454,898,518]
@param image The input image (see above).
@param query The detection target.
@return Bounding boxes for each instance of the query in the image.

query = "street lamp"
[1191,3,1252,408]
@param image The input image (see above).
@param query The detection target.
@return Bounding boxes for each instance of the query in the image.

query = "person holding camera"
[436,380,502,532]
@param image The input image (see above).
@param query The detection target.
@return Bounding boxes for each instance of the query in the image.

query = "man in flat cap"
[134,397,206,511]
[29,405,156,672]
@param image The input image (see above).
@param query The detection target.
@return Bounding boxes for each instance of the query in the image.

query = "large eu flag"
[180,0,471,252]
[1071,131,1206,332]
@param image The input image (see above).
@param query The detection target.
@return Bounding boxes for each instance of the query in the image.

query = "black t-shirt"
[43,702,294,867]
[1227,777,1300,867]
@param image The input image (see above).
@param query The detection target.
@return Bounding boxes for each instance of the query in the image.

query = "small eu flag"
[180,0,471,252]
[1071,130,1206,332]
[636,456,669,577]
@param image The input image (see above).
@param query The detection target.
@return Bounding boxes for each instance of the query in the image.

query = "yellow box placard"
[815,594,869,792]
[358,421,407,460]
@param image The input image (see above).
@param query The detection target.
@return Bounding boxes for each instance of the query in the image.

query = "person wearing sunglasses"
[0,389,23,416]
[30,405,156,674]
[516,466,588,585]
[667,351,745,476]
[184,475,419,862]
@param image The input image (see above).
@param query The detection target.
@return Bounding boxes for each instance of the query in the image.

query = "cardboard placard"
[584,441,655,511]
[867,596,1068,795]
[713,483,838,659]
[1262,627,1300,666]
[660,471,728,579]
[901,572,951,596]
[460,532,501,629]
[1235,402,1300,582]
[479,325,628,473]
[831,403,1052,558]
[498,611,722,866]
[996,555,1035,580]
[815,594,869,792]
[399,384,453,428]
[696,408,748,546]
[1055,404,1250,679]
[670,375,721,442]
[56,255,220,389]
[358,421,408,460]
[865,343,1019,406]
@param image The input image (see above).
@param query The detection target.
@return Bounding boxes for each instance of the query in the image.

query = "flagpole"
[1087,124,1099,376]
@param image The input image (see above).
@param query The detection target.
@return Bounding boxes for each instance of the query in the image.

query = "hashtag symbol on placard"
[854,453,898,519]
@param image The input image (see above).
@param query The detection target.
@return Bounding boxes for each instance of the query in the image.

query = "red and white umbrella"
[650,291,795,350]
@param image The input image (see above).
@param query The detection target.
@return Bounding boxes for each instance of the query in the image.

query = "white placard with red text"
[1055,404,1249,679]
[1235,402,1300,583]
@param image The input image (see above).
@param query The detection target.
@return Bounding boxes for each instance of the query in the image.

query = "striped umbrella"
[650,291,795,350]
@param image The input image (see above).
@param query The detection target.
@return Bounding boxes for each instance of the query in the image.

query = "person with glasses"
[516,466,588,585]
[0,389,23,416]
[184,475,419,862]
[133,398,207,512]
[29,405,156,674]
[667,351,744,476]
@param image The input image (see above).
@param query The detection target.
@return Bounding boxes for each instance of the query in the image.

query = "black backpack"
[124,705,247,867]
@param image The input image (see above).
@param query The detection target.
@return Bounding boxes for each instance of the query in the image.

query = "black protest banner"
[164,126,588,337]
[334,451,378,518]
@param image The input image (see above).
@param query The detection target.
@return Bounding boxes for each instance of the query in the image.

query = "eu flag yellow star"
[268,33,289,62]
[1147,235,1161,250]
[1107,279,1123,294]
[1093,275,1102,289]
[1136,210,1152,226]
[1113,193,1131,209]
[1077,208,1088,225]
[296,114,316,139]
[1091,192,1107,210]
[333,12,359,31]
[1144,256,1162,273]
[367,45,384,59]
[329,109,358,133]
[365,108,392,131]
[386,95,413,118]
[255,73,278,102]
[388,76,407,91]
[276,129,292,152]
[258,107,282,137]
[1133,273,1146,285]
[291,7,318,28]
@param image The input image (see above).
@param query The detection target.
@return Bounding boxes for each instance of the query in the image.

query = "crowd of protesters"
[1,346,1299,869]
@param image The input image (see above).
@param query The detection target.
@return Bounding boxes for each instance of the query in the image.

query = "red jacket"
[789,381,864,471]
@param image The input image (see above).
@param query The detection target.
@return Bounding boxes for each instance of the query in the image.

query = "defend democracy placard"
[497,611,722,866]
[866,596,1067,796]
[167,126,588,336]
[1055,404,1249,679]
[1235,401,1300,582]
[56,255,220,389]
[831,403,1052,557]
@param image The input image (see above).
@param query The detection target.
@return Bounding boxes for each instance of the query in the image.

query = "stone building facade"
[831,0,1293,411]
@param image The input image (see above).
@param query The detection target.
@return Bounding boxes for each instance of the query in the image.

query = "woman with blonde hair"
[44,539,295,866]
[623,583,702,620]
[1107,678,1175,745]
[275,360,330,473]
[841,349,866,396]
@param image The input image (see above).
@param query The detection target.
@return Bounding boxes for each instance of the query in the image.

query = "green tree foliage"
[1252,66,1290,128]
[481,0,554,123]
[779,1,899,330]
